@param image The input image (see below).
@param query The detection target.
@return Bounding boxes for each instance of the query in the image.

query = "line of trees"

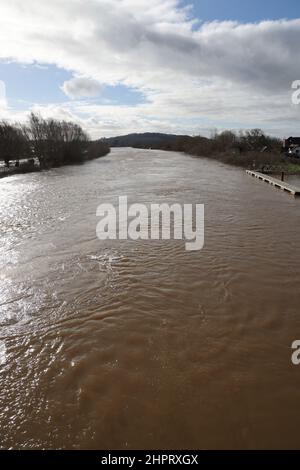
[0,113,110,170]
[157,129,283,168]
[0,121,28,164]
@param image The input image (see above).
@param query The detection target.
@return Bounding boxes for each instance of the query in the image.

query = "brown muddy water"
[1,148,300,450]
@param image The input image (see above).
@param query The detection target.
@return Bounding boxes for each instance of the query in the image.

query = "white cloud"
[61,77,102,99]
[0,0,299,136]
[0,80,7,112]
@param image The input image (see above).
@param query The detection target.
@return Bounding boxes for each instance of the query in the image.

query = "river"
[1,148,300,449]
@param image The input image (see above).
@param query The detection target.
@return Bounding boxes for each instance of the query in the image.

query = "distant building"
[283,137,300,151]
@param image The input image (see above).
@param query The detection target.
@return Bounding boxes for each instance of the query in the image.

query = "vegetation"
[0,113,110,175]
[0,121,29,163]
[158,129,291,171]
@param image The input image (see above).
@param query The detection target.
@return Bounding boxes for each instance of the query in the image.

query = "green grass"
[279,162,300,174]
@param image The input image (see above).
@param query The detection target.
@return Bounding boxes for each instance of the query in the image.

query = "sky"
[0,0,300,138]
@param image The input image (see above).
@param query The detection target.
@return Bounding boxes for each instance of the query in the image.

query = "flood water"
[1,148,300,450]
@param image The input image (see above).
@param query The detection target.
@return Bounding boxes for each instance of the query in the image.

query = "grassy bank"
[202,150,300,174]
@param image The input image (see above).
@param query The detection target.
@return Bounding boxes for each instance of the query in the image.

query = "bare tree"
[1,113,109,172]
[0,121,29,166]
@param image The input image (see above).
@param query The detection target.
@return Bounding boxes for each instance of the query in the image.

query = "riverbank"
[160,132,299,174]
[195,150,300,174]
[0,161,41,179]
[0,141,111,180]
[0,148,111,180]
[0,114,110,178]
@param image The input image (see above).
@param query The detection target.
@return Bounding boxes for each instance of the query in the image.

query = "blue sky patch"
[183,0,300,23]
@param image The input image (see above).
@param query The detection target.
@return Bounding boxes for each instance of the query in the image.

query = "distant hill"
[103,132,190,149]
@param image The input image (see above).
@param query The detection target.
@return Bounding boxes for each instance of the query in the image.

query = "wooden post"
[281,172,285,182]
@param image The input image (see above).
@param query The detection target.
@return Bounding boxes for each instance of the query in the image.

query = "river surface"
[1,148,300,450]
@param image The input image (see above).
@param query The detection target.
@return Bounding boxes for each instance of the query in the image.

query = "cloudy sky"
[0,0,300,138]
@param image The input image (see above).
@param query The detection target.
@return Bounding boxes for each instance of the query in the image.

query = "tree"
[26,113,90,168]
[0,121,29,165]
